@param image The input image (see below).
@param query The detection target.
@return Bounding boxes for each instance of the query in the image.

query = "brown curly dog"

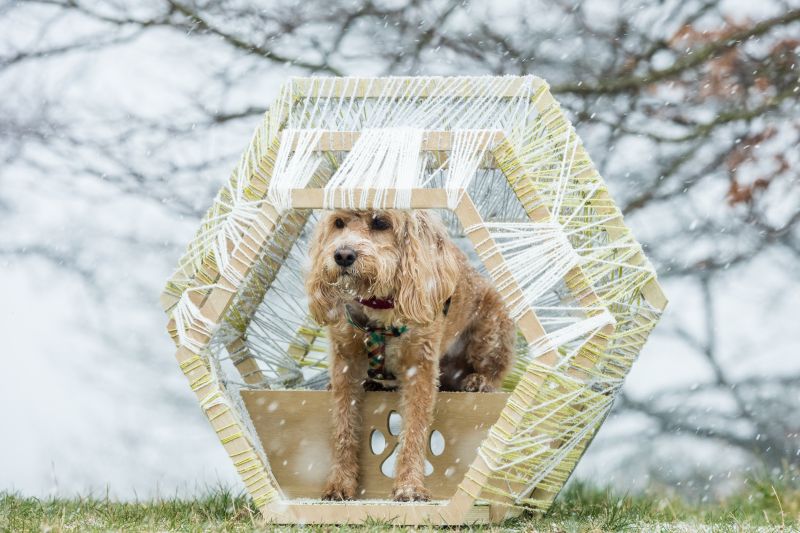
[306,209,515,502]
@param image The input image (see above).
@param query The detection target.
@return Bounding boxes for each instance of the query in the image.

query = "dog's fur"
[306,209,515,502]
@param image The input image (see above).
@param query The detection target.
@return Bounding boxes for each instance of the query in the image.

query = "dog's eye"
[370,217,391,231]
[334,218,345,229]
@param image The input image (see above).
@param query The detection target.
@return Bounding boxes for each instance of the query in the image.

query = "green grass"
[1,478,797,532]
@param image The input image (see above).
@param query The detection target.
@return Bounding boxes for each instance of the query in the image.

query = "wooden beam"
[263,499,493,525]
[288,129,504,152]
[289,188,452,209]
[291,76,547,99]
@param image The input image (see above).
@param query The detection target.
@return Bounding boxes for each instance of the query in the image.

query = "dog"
[306,209,515,502]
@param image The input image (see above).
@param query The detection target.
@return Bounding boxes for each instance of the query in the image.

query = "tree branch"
[552,8,800,95]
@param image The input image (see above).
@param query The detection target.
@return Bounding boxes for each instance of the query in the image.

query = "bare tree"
[1,0,798,489]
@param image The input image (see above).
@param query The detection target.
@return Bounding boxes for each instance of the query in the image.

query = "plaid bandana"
[344,305,407,381]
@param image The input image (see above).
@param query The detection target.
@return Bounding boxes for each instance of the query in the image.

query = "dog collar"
[356,296,395,310]
[355,296,452,313]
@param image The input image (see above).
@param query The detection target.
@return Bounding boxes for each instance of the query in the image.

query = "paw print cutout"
[370,411,438,478]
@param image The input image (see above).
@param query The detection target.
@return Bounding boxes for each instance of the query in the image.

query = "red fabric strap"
[356,296,395,310]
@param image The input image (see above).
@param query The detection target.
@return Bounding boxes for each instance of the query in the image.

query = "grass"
[1,478,798,532]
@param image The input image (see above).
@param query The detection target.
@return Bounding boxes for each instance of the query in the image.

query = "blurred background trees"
[1,0,797,497]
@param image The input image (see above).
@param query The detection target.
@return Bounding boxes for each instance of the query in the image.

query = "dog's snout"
[334,246,357,267]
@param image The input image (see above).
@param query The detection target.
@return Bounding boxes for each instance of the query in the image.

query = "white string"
[323,128,424,209]
[287,75,536,132]
[211,182,271,286]
[466,222,581,320]
[446,129,495,209]
[528,310,616,364]
[267,129,323,212]
[476,312,617,474]
[172,286,220,355]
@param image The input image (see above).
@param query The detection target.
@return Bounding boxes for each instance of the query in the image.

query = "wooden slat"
[289,129,504,152]
[263,499,492,525]
[454,194,546,344]
[291,76,546,99]
[228,337,266,386]
[290,188,451,209]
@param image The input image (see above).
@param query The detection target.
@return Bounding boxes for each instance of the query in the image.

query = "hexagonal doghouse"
[161,76,666,525]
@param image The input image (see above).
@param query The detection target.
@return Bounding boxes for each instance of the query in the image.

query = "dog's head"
[306,209,460,326]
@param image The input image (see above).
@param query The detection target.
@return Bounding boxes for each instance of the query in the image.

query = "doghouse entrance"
[242,390,509,500]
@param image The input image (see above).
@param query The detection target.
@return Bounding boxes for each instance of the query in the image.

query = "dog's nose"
[334,246,357,267]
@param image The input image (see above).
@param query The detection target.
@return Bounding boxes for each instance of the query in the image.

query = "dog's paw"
[392,484,431,502]
[462,373,495,392]
[322,480,357,501]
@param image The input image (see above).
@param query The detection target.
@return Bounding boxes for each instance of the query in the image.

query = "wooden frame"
[162,77,667,525]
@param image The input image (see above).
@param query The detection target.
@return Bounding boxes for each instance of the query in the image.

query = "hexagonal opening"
[202,144,601,503]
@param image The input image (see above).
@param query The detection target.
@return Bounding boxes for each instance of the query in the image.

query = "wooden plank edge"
[291,76,547,99]
[261,500,493,525]
[290,188,453,209]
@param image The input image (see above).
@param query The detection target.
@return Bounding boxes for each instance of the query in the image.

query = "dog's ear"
[305,215,339,325]
[396,211,461,325]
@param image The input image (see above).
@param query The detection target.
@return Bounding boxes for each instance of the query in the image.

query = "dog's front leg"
[392,336,440,501]
[323,333,367,501]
